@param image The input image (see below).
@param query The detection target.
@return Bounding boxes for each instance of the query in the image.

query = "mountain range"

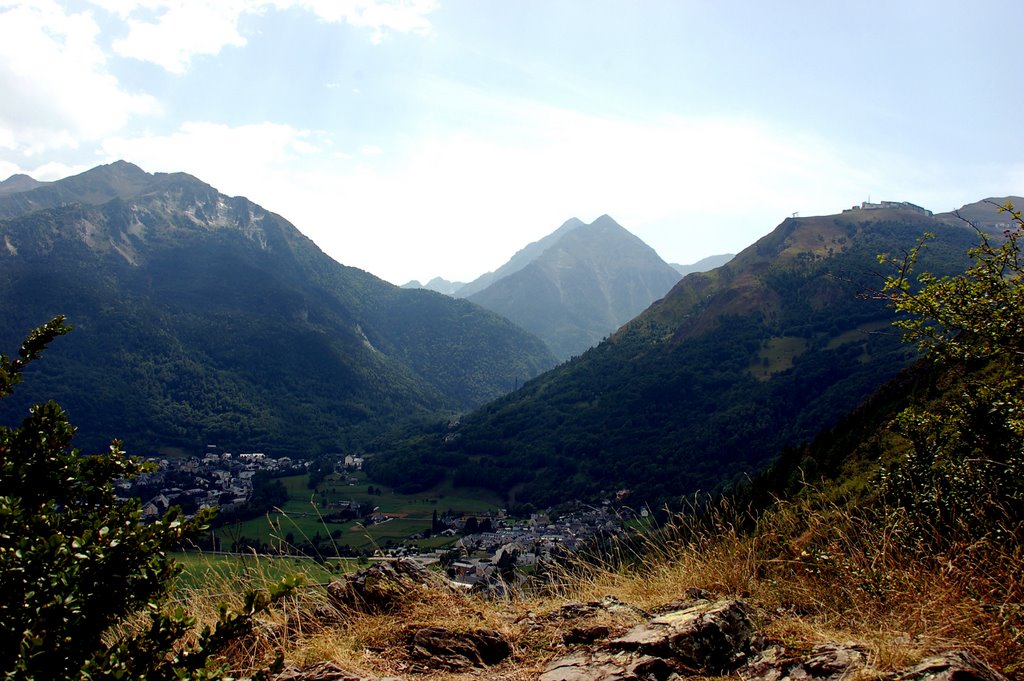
[0,162,556,456]
[4,160,1018,511]
[368,199,1021,505]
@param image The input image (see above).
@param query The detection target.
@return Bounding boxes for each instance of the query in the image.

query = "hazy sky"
[2,1,1021,284]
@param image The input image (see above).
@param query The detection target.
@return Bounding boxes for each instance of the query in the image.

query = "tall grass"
[543,492,1023,676]
[173,485,1022,678]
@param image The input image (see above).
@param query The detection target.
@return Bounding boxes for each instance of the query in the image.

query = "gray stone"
[609,598,754,672]
[409,626,512,670]
[897,650,1007,681]
[563,625,612,645]
[740,642,870,681]
[539,649,675,681]
[326,559,440,613]
[273,661,407,681]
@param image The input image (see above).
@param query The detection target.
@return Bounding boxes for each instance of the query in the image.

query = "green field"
[172,550,348,592]
[214,471,501,553]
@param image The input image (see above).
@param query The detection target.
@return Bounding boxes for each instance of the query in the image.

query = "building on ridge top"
[844,200,932,216]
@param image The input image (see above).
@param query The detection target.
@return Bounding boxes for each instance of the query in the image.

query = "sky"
[1,1,1022,285]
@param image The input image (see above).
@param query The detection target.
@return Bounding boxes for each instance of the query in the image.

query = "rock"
[546,597,649,622]
[409,626,512,670]
[273,660,407,681]
[740,642,870,681]
[609,598,754,672]
[897,650,1008,681]
[650,588,716,614]
[802,643,870,678]
[326,559,440,613]
[563,625,612,645]
[539,649,675,681]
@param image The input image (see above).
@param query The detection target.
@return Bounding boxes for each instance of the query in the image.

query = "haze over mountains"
[405,216,714,359]
[0,161,556,455]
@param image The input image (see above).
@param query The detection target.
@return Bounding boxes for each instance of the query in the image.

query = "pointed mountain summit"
[455,217,586,299]
[0,161,164,218]
[0,162,555,455]
[465,215,682,359]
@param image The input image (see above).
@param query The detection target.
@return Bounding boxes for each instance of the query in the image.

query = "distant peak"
[0,172,46,195]
[97,160,149,176]
[590,214,622,228]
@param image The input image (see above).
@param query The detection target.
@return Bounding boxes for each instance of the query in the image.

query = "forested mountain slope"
[369,203,992,505]
[0,162,556,456]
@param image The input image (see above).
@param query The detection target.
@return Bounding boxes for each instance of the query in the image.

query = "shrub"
[0,317,294,678]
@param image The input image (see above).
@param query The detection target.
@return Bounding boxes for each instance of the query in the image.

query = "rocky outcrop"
[408,626,512,671]
[897,650,1008,681]
[608,599,754,672]
[539,597,1010,681]
[541,598,753,680]
[739,642,870,681]
[326,559,444,614]
[540,650,674,681]
[273,660,405,681]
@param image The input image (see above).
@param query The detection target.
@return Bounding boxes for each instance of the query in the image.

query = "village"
[404,503,634,590]
[118,448,635,588]
[117,446,310,520]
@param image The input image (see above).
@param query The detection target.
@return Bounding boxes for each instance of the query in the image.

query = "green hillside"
[369,206,986,505]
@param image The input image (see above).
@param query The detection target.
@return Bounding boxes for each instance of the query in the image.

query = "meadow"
[213,470,502,554]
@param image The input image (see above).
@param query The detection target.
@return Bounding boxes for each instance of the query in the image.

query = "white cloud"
[0,1,157,154]
[108,1,252,74]
[0,159,19,180]
[26,160,94,182]
[278,0,437,42]
[87,0,437,73]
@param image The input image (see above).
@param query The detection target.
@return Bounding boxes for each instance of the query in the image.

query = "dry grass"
[178,496,1023,679]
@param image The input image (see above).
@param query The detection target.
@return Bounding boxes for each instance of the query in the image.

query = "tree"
[0,317,295,678]
[876,202,1024,542]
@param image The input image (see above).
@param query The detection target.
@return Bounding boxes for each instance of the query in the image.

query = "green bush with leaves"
[877,202,1024,544]
[0,316,295,679]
